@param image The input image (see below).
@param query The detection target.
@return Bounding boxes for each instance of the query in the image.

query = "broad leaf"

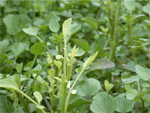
[143,3,150,14]
[81,17,98,30]
[68,94,91,110]
[89,59,115,72]
[125,84,138,100]
[75,78,101,96]
[115,94,135,112]
[122,76,140,84]
[90,92,116,113]
[0,95,15,113]
[30,43,45,56]
[23,27,39,36]
[73,39,90,52]
[49,19,60,33]
[3,14,19,35]
[124,0,136,11]
[12,42,26,58]
[135,65,150,81]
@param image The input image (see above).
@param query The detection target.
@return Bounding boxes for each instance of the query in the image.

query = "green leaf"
[0,40,9,52]
[75,78,101,96]
[49,19,60,33]
[54,60,62,69]
[90,92,116,113]
[89,59,115,72]
[3,14,19,35]
[143,3,150,14]
[124,0,136,11]
[34,91,43,104]
[73,39,90,52]
[30,43,45,56]
[122,61,135,72]
[125,84,138,100]
[81,17,98,30]
[12,42,26,58]
[63,18,72,38]
[135,65,150,81]
[122,76,140,84]
[115,94,135,112]
[69,24,81,35]
[83,52,98,69]
[0,79,19,90]
[16,62,23,73]
[23,27,39,36]
[104,80,113,94]
[0,95,15,113]
[68,94,91,110]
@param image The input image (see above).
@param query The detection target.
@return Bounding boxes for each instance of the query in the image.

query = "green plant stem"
[61,36,68,113]
[141,98,145,112]
[109,0,120,62]
[32,2,35,26]
[65,67,85,113]
[128,23,137,65]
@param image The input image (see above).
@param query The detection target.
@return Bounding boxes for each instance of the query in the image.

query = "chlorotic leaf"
[63,18,72,38]
[33,91,43,104]
[83,51,98,69]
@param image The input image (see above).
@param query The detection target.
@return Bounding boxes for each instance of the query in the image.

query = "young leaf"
[30,43,45,56]
[16,62,23,73]
[54,60,62,69]
[49,19,60,33]
[33,91,43,104]
[23,27,39,36]
[104,80,113,94]
[63,18,72,38]
[83,51,98,69]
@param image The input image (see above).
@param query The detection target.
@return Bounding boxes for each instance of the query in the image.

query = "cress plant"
[1,0,150,113]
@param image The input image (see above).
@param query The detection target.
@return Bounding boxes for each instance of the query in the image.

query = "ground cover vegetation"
[0,0,150,113]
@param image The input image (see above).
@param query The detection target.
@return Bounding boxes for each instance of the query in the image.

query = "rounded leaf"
[75,78,101,96]
[115,94,135,112]
[30,43,45,55]
[90,92,116,113]
[49,19,60,33]
[124,0,136,11]
[34,91,42,104]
